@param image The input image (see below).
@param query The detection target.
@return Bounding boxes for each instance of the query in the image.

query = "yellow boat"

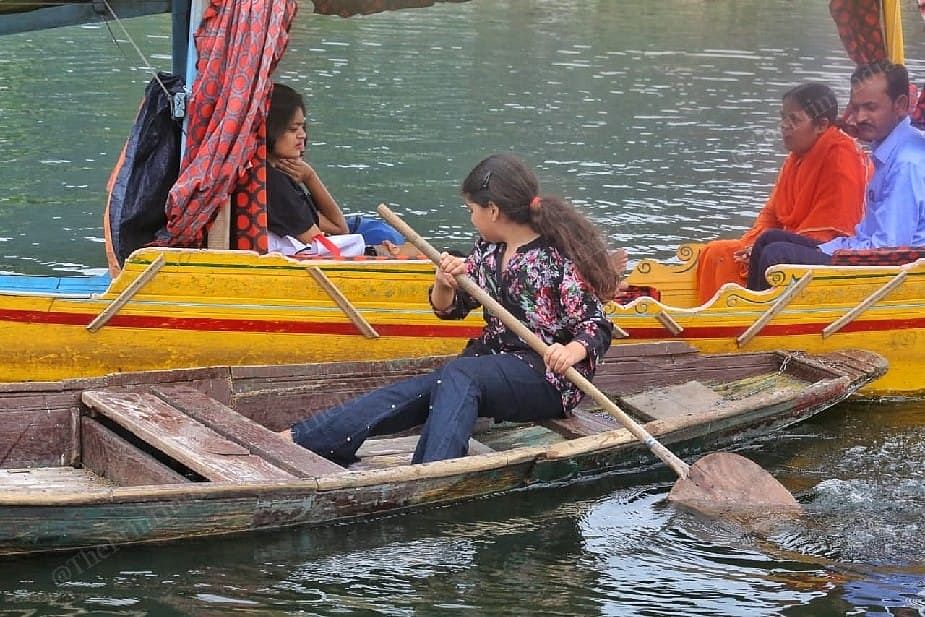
[613,244,924,397]
[5,242,922,398]
[0,248,477,382]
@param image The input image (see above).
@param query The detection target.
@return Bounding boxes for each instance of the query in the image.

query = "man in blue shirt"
[746,61,925,290]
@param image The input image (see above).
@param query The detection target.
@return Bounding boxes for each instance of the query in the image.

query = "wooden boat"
[0,0,916,396]
[0,342,886,555]
[614,245,925,397]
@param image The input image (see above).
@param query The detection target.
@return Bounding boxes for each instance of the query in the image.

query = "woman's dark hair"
[783,83,838,125]
[267,83,305,154]
[461,153,618,300]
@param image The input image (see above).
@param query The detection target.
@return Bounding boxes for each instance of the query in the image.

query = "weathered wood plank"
[150,384,343,478]
[230,355,447,385]
[620,381,723,421]
[590,352,780,397]
[0,391,78,413]
[233,370,450,429]
[354,435,494,458]
[543,409,623,438]
[602,341,698,359]
[477,424,564,452]
[234,382,416,429]
[0,466,114,492]
[80,390,296,483]
[0,408,71,468]
[349,436,494,471]
[104,366,231,388]
[81,418,190,487]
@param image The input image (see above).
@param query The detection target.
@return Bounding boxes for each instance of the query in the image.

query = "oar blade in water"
[667,452,801,514]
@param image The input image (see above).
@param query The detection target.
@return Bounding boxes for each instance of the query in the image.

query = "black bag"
[108,73,185,265]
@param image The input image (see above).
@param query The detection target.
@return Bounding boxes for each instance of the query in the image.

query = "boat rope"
[98,0,172,101]
[777,352,793,376]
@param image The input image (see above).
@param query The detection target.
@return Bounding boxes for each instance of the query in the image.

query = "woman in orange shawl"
[695,83,868,303]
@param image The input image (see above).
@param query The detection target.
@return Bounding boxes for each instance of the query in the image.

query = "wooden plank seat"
[81,390,301,483]
[619,381,723,422]
[149,384,343,478]
[81,417,191,486]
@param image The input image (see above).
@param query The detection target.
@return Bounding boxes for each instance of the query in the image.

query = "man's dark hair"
[851,60,909,102]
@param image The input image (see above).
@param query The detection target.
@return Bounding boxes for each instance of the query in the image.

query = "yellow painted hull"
[8,245,924,396]
[3,249,478,382]
[614,244,925,396]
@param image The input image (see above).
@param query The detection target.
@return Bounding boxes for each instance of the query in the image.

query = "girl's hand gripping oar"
[378,204,800,515]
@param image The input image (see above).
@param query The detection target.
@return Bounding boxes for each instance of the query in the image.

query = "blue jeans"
[747,229,832,290]
[347,215,406,246]
[290,354,564,464]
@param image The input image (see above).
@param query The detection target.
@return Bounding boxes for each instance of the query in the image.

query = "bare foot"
[276,427,293,441]
[376,240,422,258]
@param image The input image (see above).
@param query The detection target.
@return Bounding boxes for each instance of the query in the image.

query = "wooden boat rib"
[0,342,886,555]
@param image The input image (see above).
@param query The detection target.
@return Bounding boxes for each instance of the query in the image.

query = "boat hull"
[1,245,915,397]
[0,346,886,555]
[0,248,478,382]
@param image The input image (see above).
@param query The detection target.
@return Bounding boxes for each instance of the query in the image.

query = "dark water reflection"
[1,0,925,614]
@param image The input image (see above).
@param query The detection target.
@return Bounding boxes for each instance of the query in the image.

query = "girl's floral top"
[431,237,613,413]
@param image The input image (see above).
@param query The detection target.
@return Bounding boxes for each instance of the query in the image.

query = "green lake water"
[1,0,925,614]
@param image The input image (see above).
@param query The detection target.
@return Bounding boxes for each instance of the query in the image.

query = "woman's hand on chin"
[277,157,316,184]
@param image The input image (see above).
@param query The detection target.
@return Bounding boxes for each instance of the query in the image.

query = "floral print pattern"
[432,237,613,413]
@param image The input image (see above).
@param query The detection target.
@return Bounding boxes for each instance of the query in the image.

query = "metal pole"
[170,0,190,76]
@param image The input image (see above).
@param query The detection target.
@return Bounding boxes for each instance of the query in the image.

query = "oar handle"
[377,204,690,479]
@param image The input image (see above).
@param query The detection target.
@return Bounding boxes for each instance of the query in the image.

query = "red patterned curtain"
[161,0,298,252]
[829,0,887,65]
[917,2,925,127]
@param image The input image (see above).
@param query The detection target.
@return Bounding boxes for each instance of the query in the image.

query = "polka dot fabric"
[162,0,298,251]
[829,0,886,66]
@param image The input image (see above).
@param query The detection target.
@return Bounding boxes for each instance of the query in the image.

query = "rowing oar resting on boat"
[378,204,800,515]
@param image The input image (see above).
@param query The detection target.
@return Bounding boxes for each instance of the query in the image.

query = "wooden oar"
[378,204,800,514]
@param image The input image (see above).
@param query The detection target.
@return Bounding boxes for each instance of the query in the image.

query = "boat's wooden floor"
[0,368,814,489]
